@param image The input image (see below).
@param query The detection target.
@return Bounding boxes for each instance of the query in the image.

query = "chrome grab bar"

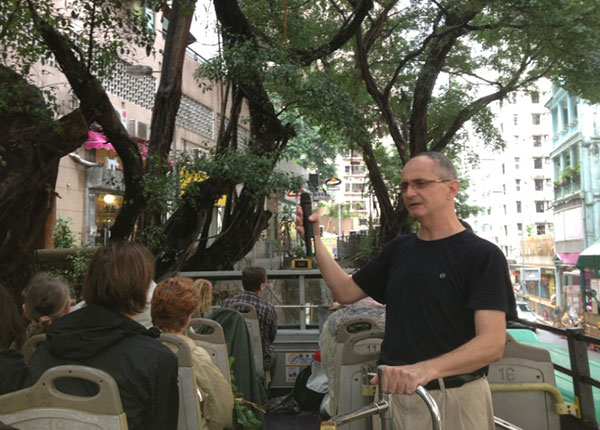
[321,365,442,430]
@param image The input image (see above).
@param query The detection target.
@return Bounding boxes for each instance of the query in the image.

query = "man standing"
[223,266,278,372]
[297,152,516,429]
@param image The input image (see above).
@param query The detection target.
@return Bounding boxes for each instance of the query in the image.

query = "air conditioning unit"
[127,120,150,140]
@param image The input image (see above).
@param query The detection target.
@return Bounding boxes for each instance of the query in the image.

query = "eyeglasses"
[400,179,451,193]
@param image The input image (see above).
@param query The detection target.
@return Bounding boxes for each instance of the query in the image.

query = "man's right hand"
[295,205,319,241]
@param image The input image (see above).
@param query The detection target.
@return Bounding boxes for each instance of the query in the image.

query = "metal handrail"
[321,366,441,430]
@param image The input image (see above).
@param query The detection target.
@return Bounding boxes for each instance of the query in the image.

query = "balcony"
[554,178,581,200]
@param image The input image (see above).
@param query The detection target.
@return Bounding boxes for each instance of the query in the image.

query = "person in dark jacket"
[0,284,30,395]
[28,241,179,430]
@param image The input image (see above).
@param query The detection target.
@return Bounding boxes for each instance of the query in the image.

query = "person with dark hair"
[151,277,233,430]
[297,152,516,429]
[0,284,30,395]
[222,266,278,371]
[22,273,71,338]
[28,241,179,430]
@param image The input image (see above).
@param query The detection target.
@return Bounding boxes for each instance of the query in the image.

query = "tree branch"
[294,0,373,66]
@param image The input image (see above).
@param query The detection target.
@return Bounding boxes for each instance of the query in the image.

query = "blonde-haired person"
[22,273,71,338]
[152,277,233,430]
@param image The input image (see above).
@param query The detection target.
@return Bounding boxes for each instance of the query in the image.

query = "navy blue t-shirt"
[352,230,516,367]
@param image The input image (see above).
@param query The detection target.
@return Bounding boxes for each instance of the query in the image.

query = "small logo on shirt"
[439,273,446,279]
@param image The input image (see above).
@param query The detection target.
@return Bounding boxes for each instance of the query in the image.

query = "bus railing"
[514,319,600,428]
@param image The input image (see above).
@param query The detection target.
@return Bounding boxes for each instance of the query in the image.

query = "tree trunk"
[0,66,88,298]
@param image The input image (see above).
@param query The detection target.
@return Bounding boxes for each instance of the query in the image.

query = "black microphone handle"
[300,195,314,256]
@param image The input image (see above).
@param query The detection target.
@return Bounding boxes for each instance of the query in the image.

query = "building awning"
[577,240,600,269]
[85,132,149,159]
[557,252,580,265]
[85,131,115,151]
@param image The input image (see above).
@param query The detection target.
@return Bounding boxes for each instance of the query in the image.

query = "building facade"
[547,86,600,314]
[465,82,556,316]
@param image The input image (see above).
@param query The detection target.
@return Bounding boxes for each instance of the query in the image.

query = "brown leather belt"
[424,373,483,391]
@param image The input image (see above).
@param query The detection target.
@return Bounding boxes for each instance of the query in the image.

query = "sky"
[188,0,220,60]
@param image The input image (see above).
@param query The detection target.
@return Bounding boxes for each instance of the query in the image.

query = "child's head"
[23,273,71,328]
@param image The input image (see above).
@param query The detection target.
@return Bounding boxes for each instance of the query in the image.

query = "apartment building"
[547,86,600,313]
[465,82,556,311]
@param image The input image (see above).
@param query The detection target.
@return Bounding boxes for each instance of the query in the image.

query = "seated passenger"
[319,297,385,417]
[28,241,179,430]
[0,284,30,395]
[151,277,234,430]
[22,273,70,338]
[222,266,277,371]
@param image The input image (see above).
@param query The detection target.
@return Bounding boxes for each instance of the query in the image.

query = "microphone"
[300,192,314,256]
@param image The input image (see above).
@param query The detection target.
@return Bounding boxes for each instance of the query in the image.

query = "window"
[531,91,540,104]
[534,179,543,190]
[504,225,508,236]
[351,183,363,193]
[344,166,350,174]
[513,114,518,125]
[515,179,521,191]
[517,223,522,232]
[532,113,541,125]
[535,201,545,213]
[516,201,522,213]
[537,224,546,235]
[345,183,351,192]
[545,178,551,187]
[534,158,542,169]
[515,157,520,169]
[533,135,542,147]
[545,157,550,164]
[350,161,364,175]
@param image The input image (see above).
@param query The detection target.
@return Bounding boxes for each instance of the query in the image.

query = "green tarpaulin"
[577,240,600,269]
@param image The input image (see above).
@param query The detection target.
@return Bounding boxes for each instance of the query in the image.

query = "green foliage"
[556,164,580,185]
[228,356,262,430]
[53,217,77,249]
[179,149,304,209]
[50,217,91,300]
[0,0,161,79]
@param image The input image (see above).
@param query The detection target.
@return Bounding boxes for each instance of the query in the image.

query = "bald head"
[412,152,457,180]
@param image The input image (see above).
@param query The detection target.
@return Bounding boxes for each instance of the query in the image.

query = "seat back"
[0,365,127,429]
[333,317,384,430]
[226,302,265,380]
[20,333,46,362]
[187,318,231,384]
[160,333,202,430]
[488,332,560,430]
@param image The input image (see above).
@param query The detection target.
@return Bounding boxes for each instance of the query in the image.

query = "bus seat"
[332,326,384,430]
[187,318,232,384]
[20,333,46,362]
[160,333,203,430]
[488,332,562,430]
[0,365,127,429]
[226,302,265,382]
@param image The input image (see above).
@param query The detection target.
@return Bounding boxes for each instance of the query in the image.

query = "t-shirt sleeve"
[351,242,393,304]
[467,242,517,320]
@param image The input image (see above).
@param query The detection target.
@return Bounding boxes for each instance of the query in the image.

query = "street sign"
[325,177,342,187]
[313,192,331,201]
[327,186,340,191]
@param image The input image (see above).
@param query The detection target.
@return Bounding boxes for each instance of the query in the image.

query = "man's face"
[400,156,456,220]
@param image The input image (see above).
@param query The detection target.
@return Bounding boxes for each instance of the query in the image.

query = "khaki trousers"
[389,376,494,430]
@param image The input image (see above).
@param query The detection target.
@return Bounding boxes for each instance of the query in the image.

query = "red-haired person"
[152,277,233,430]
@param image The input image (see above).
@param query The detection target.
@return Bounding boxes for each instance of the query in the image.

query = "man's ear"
[449,180,461,198]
